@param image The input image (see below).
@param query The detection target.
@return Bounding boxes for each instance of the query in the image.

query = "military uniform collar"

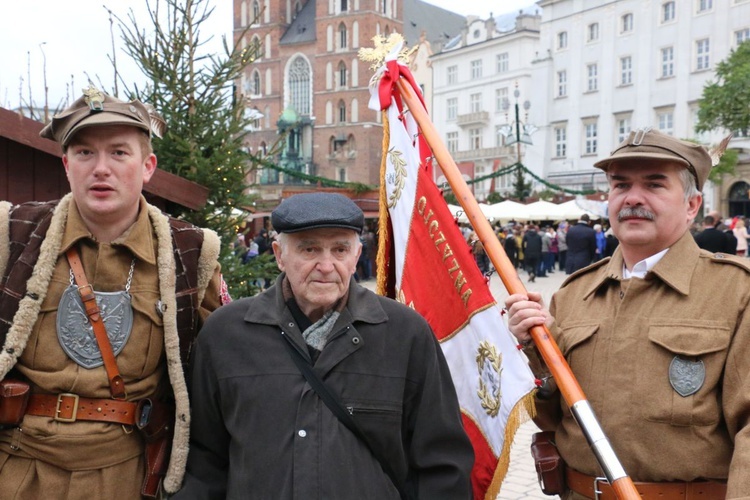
[59,196,157,265]
[581,231,699,299]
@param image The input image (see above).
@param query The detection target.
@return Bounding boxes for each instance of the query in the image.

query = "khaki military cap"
[40,85,161,147]
[594,127,712,191]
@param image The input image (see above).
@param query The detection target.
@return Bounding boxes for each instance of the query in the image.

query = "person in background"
[506,128,744,498]
[564,214,596,274]
[177,192,474,499]
[0,87,225,498]
[556,221,568,271]
[733,218,748,257]
[593,223,606,262]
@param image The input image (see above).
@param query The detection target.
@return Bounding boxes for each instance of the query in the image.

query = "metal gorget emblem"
[669,356,705,397]
[56,285,134,369]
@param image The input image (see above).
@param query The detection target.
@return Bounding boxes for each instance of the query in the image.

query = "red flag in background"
[368,54,537,499]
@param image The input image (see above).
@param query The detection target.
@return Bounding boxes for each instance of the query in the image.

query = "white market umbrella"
[525,200,565,220]
[486,200,529,221]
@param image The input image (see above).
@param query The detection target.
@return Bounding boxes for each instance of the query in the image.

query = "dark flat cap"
[40,85,164,147]
[272,193,364,233]
[594,127,712,191]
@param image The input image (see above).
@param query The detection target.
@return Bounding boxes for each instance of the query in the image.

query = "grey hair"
[606,167,701,203]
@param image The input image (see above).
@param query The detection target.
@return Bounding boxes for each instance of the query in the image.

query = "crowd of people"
[465,213,619,283]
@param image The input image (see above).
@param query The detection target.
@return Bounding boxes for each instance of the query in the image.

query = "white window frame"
[470,59,483,80]
[495,88,508,112]
[557,31,568,50]
[470,93,482,113]
[446,97,457,120]
[661,47,674,77]
[584,122,598,155]
[447,131,458,152]
[469,128,482,150]
[616,117,631,143]
[662,1,676,23]
[735,28,750,47]
[447,65,458,85]
[496,52,509,73]
[587,23,599,42]
[621,13,634,33]
[557,70,567,97]
[554,126,567,158]
[620,56,632,85]
[587,64,598,92]
[696,0,713,13]
[696,38,710,71]
[658,111,674,135]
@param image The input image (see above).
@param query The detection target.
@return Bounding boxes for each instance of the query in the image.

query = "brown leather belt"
[566,468,727,500]
[26,393,138,426]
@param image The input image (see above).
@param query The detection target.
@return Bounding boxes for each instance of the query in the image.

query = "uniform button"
[352,337,360,345]
[288,322,295,327]
[298,430,307,438]
[619,291,624,299]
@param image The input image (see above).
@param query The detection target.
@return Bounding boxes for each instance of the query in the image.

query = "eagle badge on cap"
[82,84,105,112]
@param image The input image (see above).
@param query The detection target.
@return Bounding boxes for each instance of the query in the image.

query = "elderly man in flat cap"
[176,192,474,499]
[506,128,748,498]
[0,86,225,498]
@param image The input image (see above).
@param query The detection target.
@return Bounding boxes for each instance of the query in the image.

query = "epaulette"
[560,257,611,289]
[704,251,750,274]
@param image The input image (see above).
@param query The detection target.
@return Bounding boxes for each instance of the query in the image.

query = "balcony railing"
[456,111,489,127]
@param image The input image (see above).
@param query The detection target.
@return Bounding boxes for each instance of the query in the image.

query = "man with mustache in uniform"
[505,128,745,498]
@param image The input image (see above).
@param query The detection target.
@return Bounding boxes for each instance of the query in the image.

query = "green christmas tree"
[112,0,278,297]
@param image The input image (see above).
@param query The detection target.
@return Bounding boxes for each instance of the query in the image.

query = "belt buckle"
[54,393,80,422]
[593,476,609,500]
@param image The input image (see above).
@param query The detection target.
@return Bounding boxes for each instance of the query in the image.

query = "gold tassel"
[375,109,390,296]
[485,391,537,500]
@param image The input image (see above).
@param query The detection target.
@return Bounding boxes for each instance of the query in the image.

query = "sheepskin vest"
[0,199,203,365]
[0,194,221,493]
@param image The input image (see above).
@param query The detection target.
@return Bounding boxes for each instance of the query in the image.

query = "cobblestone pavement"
[490,267,565,500]
[361,264,569,499]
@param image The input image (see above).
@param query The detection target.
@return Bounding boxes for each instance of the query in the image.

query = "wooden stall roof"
[0,106,209,210]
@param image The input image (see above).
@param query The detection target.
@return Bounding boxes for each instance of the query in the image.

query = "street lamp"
[498,82,537,200]
[499,82,537,163]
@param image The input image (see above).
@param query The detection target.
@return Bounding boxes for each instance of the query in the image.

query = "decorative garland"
[256,156,597,195]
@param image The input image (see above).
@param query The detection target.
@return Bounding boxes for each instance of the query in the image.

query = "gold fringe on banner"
[485,390,538,500]
[375,109,391,296]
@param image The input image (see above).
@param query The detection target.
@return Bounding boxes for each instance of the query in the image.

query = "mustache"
[617,207,655,221]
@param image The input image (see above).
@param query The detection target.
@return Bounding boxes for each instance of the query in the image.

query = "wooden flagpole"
[395,78,640,499]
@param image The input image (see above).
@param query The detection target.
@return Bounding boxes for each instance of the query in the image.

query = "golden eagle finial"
[358,32,416,71]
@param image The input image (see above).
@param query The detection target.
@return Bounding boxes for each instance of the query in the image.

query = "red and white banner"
[369,52,537,499]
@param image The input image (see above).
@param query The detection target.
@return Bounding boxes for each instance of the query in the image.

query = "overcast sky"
[0,0,534,111]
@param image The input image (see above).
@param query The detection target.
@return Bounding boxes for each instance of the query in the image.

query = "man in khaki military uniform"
[506,128,747,499]
[0,87,224,498]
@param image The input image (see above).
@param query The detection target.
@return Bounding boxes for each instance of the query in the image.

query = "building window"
[495,87,508,112]
[495,125,505,147]
[447,65,457,85]
[662,1,676,22]
[469,128,482,150]
[620,56,632,85]
[338,23,347,49]
[557,31,568,50]
[697,0,713,12]
[447,97,457,120]
[696,38,710,70]
[661,47,674,77]
[587,23,599,42]
[557,70,567,97]
[341,0,348,11]
[585,122,598,155]
[338,62,347,87]
[587,64,598,92]
[470,93,482,113]
[735,28,750,46]
[251,70,261,95]
[555,126,567,157]
[289,56,311,115]
[252,0,261,23]
[621,13,634,33]
[338,100,347,122]
[616,117,631,143]
[470,59,483,79]
[496,52,509,73]
[658,111,674,135]
[447,131,458,152]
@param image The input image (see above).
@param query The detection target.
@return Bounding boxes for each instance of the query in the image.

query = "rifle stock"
[394,77,640,500]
